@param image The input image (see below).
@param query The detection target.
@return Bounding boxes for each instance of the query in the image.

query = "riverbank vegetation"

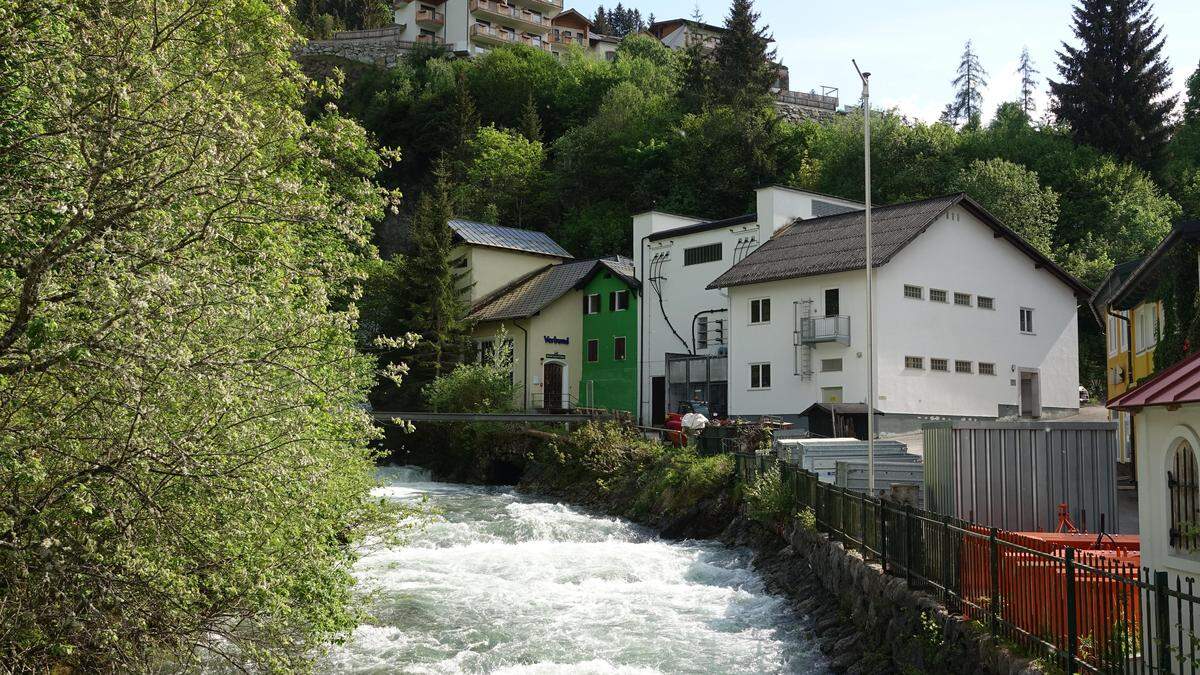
[0,1,403,671]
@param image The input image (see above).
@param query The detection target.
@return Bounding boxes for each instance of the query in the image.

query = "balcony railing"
[469,0,551,30]
[796,315,851,346]
[516,0,562,10]
[470,23,551,50]
[415,8,445,26]
[548,31,588,46]
[415,33,443,45]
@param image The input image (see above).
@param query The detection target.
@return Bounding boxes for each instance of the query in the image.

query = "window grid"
[821,358,843,372]
[904,284,923,300]
[955,360,972,374]
[978,296,995,310]
[683,242,723,266]
[750,298,771,324]
[930,358,949,372]
[1020,307,1034,334]
[1169,441,1199,551]
[904,356,924,370]
[750,363,772,389]
[979,362,996,376]
[930,289,948,303]
[954,292,972,307]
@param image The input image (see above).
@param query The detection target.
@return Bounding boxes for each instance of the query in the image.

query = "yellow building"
[448,219,572,304]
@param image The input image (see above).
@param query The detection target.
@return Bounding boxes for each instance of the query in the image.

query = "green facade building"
[579,256,639,414]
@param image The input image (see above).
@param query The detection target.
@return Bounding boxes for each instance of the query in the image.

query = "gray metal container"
[922,421,1120,532]
[835,460,926,506]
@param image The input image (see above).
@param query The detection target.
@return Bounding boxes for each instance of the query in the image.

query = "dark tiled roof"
[646,214,756,242]
[449,219,572,259]
[1109,349,1200,410]
[1090,258,1144,317]
[707,193,1091,298]
[1110,221,1200,310]
[468,257,635,322]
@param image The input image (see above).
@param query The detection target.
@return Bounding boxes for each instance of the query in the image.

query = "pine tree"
[938,103,957,126]
[403,159,472,388]
[691,2,704,22]
[1184,60,1200,123]
[1017,47,1039,117]
[678,37,713,114]
[710,0,777,109]
[1049,0,1176,170]
[593,5,612,35]
[950,40,988,128]
[519,94,542,143]
[448,74,480,156]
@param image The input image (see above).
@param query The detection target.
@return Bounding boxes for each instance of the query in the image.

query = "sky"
[572,0,1200,124]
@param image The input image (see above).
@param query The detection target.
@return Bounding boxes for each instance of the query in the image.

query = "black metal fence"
[735,452,1200,674]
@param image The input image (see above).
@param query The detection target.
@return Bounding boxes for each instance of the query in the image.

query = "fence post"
[859,490,867,551]
[1065,547,1077,674]
[988,527,999,634]
[904,503,914,585]
[1154,570,1172,671]
[879,499,888,572]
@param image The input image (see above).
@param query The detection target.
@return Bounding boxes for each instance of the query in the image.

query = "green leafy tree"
[1050,0,1176,171]
[950,40,989,128]
[459,125,547,226]
[0,1,400,670]
[710,0,778,110]
[1167,62,1200,217]
[950,159,1059,255]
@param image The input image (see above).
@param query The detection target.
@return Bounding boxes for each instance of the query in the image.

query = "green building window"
[584,293,601,315]
[614,336,627,361]
[610,290,629,312]
[586,339,599,362]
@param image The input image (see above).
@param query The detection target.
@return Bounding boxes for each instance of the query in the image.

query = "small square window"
[584,293,600,315]
[930,289,948,303]
[979,362,996,376]
[904,285,923,300]
[586,339,599,362]
[955,360,972,374]
[750,363,772,389]
[905,355,924,370]
[610,290,630,312]
[614,336,627,361]
[1020,307,1035,334]
[954,292,972,307]
[750,298,771,324]
[821,358,843,372]
[978,296,995,310]
[931,358,948,372]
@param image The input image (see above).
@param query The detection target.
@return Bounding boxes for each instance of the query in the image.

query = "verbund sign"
[544,336,569,345]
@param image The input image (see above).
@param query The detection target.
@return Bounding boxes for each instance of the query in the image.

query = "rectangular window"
[931,358,949,372]
[584,293,600,315]
[824,288,840,316]
[477,339,495,364]
[683,242,722,266]
[750,298,771,324]
[905,356,924,370]
[979,362,996,376]
[1020,307,1034,334]
[930,288,948,303]
[749,363,772,389]
[904,284,923,300]
[978,296,995,310]
[954,292,972,307]
[697,316,709,349]
[614,336,627,361]
[586,339,598,362]
[955,360,972,374]
[821,358,843,372]
[610,289,630,312]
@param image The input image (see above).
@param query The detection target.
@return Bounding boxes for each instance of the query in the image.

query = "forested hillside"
[301,0,1199,398]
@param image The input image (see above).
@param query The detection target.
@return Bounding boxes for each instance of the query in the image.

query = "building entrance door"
[1019,370,1041,418]
[543,362,564,410]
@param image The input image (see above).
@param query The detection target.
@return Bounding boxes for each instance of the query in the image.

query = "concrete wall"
[456,245,561,305]
[1135,403,1200,581]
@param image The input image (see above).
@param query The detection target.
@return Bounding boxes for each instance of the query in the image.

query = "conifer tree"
[403,159,472,389]
[1017,47,1039,116]
[950,40,988,128]
[678,38,713,114]
[449,74,481,156]
[1050,0,1176,170]
[710,0,777,109]
[593,5,612,34]
[691,2,704,22]
[519,94,543,143]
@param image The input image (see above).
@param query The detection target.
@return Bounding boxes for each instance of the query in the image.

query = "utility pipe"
[855,59,876,493]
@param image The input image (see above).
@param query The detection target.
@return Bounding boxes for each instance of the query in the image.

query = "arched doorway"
[543,361,565,411]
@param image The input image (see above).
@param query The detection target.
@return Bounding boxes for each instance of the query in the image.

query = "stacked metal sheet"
[774,437,918,483]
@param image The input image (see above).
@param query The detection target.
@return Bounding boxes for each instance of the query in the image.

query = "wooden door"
[543,362,563,410]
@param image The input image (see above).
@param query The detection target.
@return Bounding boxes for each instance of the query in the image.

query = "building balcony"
[416,33,443,45]
[470,23,551,51]
[548,30,588,48]
[469,0,552,33]
[796,315,851,346]
[415,8,445,27]
[513,0,562,12]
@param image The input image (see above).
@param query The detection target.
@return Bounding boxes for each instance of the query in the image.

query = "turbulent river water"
[320,466,827,674]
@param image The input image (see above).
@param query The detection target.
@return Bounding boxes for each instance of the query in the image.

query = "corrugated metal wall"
[922,421,1120,533]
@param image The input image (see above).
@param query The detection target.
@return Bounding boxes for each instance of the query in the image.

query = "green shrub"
[743,464,793,526]
[423,330,516,412]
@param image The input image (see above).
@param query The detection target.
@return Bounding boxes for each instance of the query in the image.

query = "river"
[319,466,827,674]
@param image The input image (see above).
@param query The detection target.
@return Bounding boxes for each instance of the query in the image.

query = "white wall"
[725,204,1081,419]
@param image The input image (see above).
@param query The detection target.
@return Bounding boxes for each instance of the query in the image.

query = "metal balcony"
[796,315,851,346]
[469,0,552,32]
[416,8,445,26]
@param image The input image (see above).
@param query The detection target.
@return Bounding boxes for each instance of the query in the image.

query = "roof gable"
[707,193,1090,298]
[468,257,634,322]
[1110,221,1200,310]
[449,219,572,259]
[1109,349,1200,411]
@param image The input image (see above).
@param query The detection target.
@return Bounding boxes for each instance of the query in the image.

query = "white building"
[632,186,862,424]
[392,0,564,55]
[707,193,1090,430]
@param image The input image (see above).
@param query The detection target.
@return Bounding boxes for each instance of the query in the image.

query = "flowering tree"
[0,1,400,670]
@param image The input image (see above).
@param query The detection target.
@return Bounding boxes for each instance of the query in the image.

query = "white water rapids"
[319,466,828,674]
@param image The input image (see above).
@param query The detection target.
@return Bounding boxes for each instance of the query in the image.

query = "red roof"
[1109,350,1200,410]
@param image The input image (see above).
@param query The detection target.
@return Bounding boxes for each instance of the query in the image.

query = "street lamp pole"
[853,59,875,493]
